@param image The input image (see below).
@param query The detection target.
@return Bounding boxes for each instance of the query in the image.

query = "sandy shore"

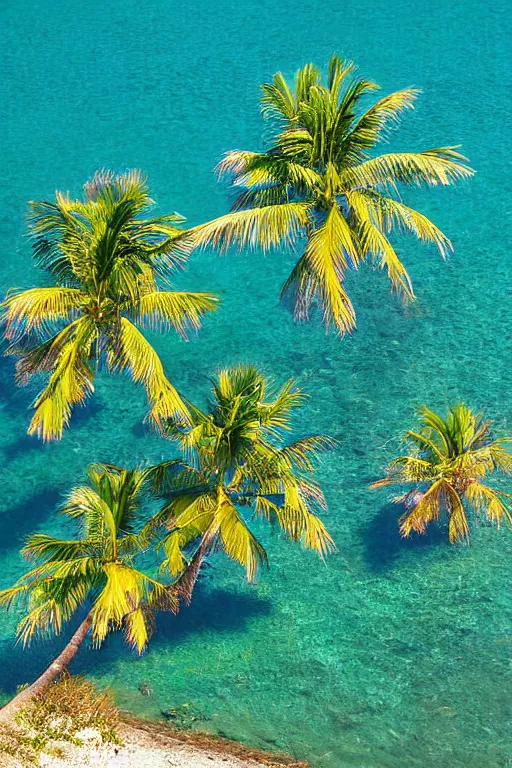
[1,716,308,768]
[34,722,267,768]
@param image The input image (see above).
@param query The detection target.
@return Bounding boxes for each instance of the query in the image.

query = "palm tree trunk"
[0,613,92,723]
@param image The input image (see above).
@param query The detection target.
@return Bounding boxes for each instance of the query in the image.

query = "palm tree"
[371,404,512,543]
[1,170,218,440]
[0,464,190,721]
[192,56,473,335]
[147,364,336,581]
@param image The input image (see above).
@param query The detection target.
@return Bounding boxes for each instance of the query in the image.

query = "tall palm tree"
[192,56,473,334]
[0,464,190,720]
[147,365,336,581]
[1,170,218,440]
[371,404,512,543]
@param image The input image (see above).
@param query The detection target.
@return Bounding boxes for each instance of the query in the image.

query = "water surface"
[1,1,511,766]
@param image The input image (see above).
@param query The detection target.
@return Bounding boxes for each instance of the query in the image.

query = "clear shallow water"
[1,1,511,766]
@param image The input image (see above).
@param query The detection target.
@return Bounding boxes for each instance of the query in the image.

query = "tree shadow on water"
[0,357,32,418]
[362,502,446,573]
[70,399,103,428]
[0,347,103,432]
[0,488,62,559]
[0,588,273,697]
[153,587,273,647]
[2,433,44,463]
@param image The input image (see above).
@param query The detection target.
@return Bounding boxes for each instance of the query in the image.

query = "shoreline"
[117,713,310,767]
[0,710,310,768]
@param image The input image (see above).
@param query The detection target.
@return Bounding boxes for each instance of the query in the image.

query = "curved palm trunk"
[0,613,92,723]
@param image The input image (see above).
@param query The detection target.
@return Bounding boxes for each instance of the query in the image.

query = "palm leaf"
[190,203,310,253]
[110,318,189,428]
[21,535,89,563]
[465,482,512,528]
[444,482,469,543]
[342,88,419,162]
[295,206,358,334]
[132,291,219,337]
[279,435,335,472]
[215,489,268,582]
[28,319,96,441]
[1,287,83,341]
[341,148,474,190]
[261,71,302,121]
[398,479,445,537]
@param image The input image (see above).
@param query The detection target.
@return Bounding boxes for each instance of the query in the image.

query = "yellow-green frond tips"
[299,205,358,334]
[189,202,310,253]
[90,563,173,654]
[341,148,473,191]
[148,365,335,579]
[111,318,190,429]
[1,287,83,341]
[372,403,512,544]
[0,464,185,655]
[27,320,96,441]
[133,291,219,337]
[215,487,268,582]
[2,170,217,439]
[208,56,473,335]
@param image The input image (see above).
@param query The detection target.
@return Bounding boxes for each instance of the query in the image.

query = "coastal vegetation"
[193,55,473,333]
[0,676,119,766]
[0,464,184,719]
[0,170,218,440]
[0,367,333,719]
[371,404,512,542]
[150,364,336,581]
[1,52,500,768]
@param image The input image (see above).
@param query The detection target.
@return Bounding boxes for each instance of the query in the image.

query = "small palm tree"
[193,56,473,335]
[0,464,187,720]
[148,365,336,581]
[371,404,512,543]
[1,170,218,440]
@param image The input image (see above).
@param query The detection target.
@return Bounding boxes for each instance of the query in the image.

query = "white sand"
[1,723,267,768]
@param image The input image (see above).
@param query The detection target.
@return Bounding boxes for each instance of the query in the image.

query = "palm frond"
[16,599,66,645]
[301,510,337,559]
[264,482,335,558]
[292,206,358,334]
[261,70,303,122]
[28,319,96,441]
[370,455,434,488]
[10,318,84,386]
[341,148,474,190]
[1,287,83,341]
[190,203,310,253]
[260,378,307,433]
[228,153,322,193]
[215,489,268,582]
[21,535,89,563]
[342,88,419,162]
[110,318,189,428]
[348,190,452,260]
[465,482,512,528]
[398,478,446,537]
[279,435,335,472]
[489,443,512,475]
[28,195,90,284]
[132,291,219,337]
[444,482,470,543]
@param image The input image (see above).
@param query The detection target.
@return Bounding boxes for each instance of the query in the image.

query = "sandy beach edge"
[117,712,310,767]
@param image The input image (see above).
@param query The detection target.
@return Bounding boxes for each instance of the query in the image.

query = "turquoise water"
[1,1,511,766]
